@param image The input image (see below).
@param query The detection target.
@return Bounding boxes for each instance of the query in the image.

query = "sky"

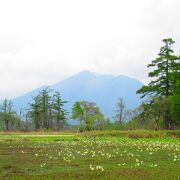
[0,0,180,99]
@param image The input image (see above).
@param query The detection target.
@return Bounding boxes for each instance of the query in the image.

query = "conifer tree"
[137,38,180,129]
[137,38,179,97]
[29,95,42,130]
[39,87,52,129]
[52,91,68,130]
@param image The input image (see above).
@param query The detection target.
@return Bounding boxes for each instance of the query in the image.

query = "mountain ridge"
[12,70,143,119]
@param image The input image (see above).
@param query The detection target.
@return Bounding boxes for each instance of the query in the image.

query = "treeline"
[0,38,179,131]
[0,88,107,131]
[0,88,69,131]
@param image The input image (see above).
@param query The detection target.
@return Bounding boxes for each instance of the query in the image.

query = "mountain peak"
[77,70,93,74]
[59,70,95,84]
[75,70,99,77]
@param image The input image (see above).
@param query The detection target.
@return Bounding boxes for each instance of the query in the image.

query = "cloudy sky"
[0,0,180,99]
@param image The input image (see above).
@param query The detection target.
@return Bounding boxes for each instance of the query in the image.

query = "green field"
[0,131,180,179]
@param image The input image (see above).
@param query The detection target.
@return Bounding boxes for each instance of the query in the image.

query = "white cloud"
[0,0,180,98]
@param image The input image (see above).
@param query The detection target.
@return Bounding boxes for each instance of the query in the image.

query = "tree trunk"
[35,112,41,130]
[165,111,172,130]
[57,119,60,131]
[5,120,9,131]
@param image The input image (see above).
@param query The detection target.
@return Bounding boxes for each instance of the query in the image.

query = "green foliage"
[71,101,84,124]
[29,95,42,130]
[29,88,68,130]
[52,91,68,130]
[170,78,180,126]
[137,38,179,98]
[72,101,105,131]
[0,99,22,130]
[137,38,180,129]
[138,96,169,129]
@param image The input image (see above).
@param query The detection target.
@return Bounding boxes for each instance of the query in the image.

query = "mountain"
[12,71,143,119]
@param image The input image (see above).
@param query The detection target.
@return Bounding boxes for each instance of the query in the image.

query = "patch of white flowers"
[90,164,104,172]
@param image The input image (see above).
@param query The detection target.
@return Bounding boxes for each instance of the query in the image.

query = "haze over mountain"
[12,71,143,119]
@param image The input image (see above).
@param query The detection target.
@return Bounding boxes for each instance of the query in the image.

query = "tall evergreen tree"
[137,38,180,129]
[29,95,42,130]
[39,87,52,129]
[52,91,68,130]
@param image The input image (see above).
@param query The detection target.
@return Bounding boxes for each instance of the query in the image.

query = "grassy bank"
[80,130,180,138]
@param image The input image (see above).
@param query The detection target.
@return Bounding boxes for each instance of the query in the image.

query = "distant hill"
[12,71,143,119]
